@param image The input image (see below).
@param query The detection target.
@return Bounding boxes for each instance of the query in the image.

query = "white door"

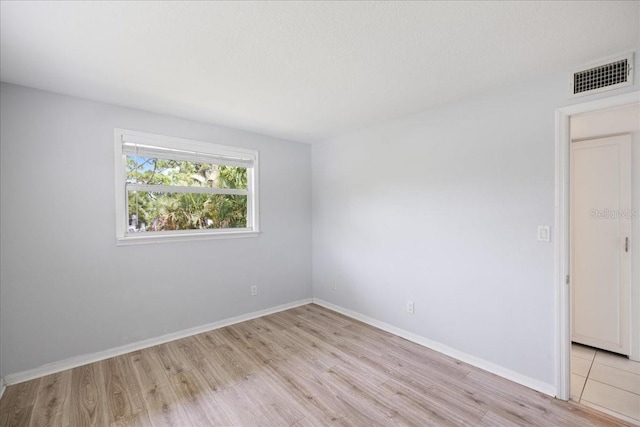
[570,134,631,355]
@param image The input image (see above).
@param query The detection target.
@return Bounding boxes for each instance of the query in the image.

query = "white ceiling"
[1,1,638,143]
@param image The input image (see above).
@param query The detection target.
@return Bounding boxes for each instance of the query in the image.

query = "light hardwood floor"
[0,304,633,426]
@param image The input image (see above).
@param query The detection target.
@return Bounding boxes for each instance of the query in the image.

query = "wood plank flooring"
[0,304,633,426]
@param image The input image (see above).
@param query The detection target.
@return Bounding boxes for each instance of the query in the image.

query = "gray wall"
[0,83,312,377]
[312,54,639,388]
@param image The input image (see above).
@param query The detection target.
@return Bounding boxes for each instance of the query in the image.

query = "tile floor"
[571,343,640,425]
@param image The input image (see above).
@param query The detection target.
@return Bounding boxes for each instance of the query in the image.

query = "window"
[114,129,259,244]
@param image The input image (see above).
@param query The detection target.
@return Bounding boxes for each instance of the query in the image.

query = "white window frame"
[114,128,260,245]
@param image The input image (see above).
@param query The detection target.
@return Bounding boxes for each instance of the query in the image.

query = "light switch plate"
[537,226,550,242]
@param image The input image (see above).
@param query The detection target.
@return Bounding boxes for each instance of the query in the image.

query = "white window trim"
[114,128,260,245]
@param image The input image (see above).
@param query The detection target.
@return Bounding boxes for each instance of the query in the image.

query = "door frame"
[555,90,640,400]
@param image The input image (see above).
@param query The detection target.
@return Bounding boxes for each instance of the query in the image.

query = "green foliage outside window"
[127,157,248,231]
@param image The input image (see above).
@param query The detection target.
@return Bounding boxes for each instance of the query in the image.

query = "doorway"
[555,92,639,394]
[570,106,638,422]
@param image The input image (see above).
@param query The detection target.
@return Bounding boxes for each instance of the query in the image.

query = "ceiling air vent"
[570,53,634,97]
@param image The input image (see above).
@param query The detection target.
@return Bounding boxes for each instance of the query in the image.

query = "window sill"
[116,229,260,246]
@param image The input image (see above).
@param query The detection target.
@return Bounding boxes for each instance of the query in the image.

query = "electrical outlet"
[251,285,258,296]
[407,300,415,314]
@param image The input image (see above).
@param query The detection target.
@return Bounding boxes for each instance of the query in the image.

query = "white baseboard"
[312,298,556,397]
[3,297,556,398]
[4,298,313,386]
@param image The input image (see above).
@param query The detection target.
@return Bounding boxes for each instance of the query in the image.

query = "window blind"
[121,135,254,168]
